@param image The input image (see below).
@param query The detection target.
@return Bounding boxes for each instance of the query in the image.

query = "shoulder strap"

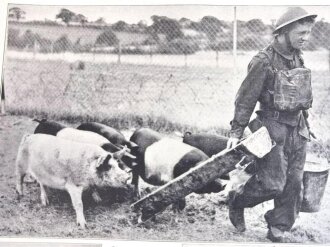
[297,53,305,67]
[259,46,278,72]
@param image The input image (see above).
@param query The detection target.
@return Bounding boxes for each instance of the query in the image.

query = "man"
[226,7,317,242]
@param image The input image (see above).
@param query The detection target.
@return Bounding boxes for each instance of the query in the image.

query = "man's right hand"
[226,137,240,149]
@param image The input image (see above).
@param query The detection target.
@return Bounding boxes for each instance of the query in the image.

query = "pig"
[33,119,136,202]
[182,131,229,157]
[182,131,256,202]
[77,122,137,150]
[15,133,131,229]
[182,131,230,180]
[129,128,224,210]
[33,119,135,159]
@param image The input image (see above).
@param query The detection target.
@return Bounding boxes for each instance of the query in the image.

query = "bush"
[20,30,38,49]
[7,28,21,48]
[237,34,269,50]
[95,29,119,47]
[53,35,73,52]
[159,38,200,54]
[210,38,233,51]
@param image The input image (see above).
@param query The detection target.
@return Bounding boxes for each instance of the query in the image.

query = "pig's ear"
[96,154,112,172]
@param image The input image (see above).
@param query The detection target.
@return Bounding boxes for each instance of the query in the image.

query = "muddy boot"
[266,226,285,242]
[228,191,246,232]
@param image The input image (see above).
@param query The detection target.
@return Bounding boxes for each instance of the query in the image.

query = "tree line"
[7,7,330,54]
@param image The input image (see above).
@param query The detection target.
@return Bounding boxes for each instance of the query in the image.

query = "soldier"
[226,7,317,242]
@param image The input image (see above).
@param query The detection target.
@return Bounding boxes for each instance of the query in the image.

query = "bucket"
[300,155,330,213]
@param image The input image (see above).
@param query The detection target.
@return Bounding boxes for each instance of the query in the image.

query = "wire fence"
[3,5,330,137]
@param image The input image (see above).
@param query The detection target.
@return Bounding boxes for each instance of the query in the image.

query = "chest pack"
[260,48,313,112]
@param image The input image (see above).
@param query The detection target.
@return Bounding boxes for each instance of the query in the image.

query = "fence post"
[1,72,5,115]
[33,39,37,59]
[149,46,153,64]
[328,47,330,72]
[216,49,219,67]
[184,53,187,67]
[117,41,121,64]
[233,6,237,74]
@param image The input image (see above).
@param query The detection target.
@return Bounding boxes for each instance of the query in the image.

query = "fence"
[2,5,330,137]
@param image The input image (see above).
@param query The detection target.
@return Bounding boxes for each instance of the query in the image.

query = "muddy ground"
[1,114,330,243]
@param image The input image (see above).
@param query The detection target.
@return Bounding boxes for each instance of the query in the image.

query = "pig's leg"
[16,173,25,200]
[91,187,102,203]
[132,169,140,198]
[39,183,49,206]
[65,183,86,229]
[15,157,26,200]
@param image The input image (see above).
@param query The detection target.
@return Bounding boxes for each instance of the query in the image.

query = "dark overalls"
[229,40,311,231]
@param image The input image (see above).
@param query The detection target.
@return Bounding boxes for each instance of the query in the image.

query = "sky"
[7,4,330,25]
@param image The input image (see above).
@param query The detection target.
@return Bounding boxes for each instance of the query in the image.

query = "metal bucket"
[300,156,330,213]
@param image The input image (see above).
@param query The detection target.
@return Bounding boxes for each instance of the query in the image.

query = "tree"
[8,7,26,21]
[112,21,129,31]
[95,17,106,25]
[245,19,267,33]
[53,35,73,52]
[95,29,119,46]
[150,15,183,41]
[137,20,148,32]
[56,8,75,25]
[7,28,20,47]
[200,16,224,41]
[76,14,88,25]
[21,30,38,48]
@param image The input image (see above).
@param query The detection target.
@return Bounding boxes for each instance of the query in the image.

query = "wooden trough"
[131,127,274,222]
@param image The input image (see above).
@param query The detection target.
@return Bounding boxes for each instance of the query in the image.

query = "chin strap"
[284,32,294,52]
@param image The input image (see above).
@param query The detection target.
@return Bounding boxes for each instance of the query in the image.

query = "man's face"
[288,22,314,50]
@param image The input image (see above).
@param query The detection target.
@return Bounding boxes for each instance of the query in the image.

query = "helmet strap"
[284,32,294,52]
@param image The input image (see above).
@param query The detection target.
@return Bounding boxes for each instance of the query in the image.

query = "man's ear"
[96,154,112,172]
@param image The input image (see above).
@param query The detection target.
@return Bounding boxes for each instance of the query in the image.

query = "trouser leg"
[231,118,289,209]
[265,127,307,231]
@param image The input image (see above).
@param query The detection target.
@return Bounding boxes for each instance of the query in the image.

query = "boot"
[228,191,246,232]
[266,226,286,242]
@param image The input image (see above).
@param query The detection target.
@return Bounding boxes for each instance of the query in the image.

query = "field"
[1,115,330,243]
[1,54,330,243]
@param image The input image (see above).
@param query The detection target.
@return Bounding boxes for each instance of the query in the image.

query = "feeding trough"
[131,127,274,222]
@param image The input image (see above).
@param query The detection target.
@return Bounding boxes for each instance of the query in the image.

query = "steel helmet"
[273,7,317,34]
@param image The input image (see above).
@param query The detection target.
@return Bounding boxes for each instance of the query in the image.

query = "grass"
[4,55,330,138]
[4,57,237,134]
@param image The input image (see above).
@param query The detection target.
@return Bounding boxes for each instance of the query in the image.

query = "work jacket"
[230,39,311,139]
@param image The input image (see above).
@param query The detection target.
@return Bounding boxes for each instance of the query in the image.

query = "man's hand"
[226,137,240,149]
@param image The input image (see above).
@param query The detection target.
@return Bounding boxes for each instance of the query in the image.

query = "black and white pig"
[15,133,131,229]
[77,122,137,150]
[129,128,224,209]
